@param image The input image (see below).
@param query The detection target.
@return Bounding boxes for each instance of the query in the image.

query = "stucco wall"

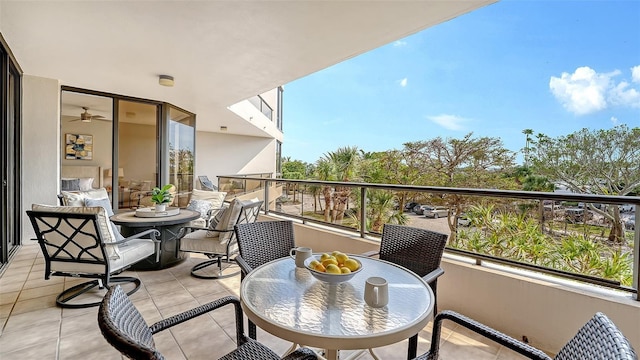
[195,131,276,188]
[21,75,60,240]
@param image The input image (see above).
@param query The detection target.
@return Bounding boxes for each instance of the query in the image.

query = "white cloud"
[610,116,618,125]
[549,66,640,115]
[393,40,407,47]
[632,65,640,83]
[399,78,408,87]
[427,114,468,131]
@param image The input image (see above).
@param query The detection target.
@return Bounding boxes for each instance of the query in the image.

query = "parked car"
[620,204,635,213]
[424,206,449,218]
[404,202,419,212]
[565,208,593,223]
[624,218,635,230]
[414,204,430,215]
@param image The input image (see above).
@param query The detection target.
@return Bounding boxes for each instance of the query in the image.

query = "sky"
[281,0,640,165]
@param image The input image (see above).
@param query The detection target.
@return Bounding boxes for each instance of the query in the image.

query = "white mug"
[364,276,389,308]
[289,247,312,268]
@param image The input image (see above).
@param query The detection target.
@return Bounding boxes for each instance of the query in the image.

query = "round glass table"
[240,254,434,360]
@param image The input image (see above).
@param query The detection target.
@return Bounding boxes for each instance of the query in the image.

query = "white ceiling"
[1,0,496,136]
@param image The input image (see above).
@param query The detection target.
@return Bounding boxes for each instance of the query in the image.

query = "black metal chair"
[179,199,263,279]
[27,205,160,308]
[414,310,637,360]
[365,224,448,359]
[98,285,319,360]
[235,220,296,339]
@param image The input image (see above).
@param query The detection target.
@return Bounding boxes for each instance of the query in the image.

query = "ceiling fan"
[69,107,109,123]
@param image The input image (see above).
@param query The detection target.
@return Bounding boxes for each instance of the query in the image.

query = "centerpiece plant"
[151,184,173,212]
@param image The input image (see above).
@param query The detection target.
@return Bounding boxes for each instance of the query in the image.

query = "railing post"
[264,179,270,214]
[634,210,639,301]
[360,187,366,238]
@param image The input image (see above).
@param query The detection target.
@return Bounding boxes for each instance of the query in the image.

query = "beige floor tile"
[0,318,59,354]
[153,330,187,360]
[152,288,197,310]
[0,290,20,306]
[131,297,163,325]
[22,275,65,290]
[157,299,202,319]
[169,315,238,360]
[437,337,499,360]
[0,281,24,293]
[496,347,535,359]
[17,282,65,301]
[3,306,62,333]
[0,337,58,359]
[137,269,178,285]
[0,303,13,319]
[60,308,101,337]
[58,327,122,360]
[0,271,29,286]
[5,258,35,272]
[145,278,185,297]
[11,293,58,315]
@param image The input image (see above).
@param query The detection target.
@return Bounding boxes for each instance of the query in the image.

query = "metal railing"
[219,175,640,298]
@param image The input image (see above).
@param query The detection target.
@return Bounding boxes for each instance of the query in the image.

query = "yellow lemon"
[335,252,349,264]
[321,258,338,267]
[314,263,326,272]
[331,250,341,257]
[309,260,320,269]
[344,258,360,272]
[320,253,332,261]
[340,267,351,274]
[325,264,341,274]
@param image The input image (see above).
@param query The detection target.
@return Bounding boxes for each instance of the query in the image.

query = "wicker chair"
[234,220,296,339]
[414,310,637,360]
[27,205,160,308]
[365,224,448,359]
[98,285,319,360]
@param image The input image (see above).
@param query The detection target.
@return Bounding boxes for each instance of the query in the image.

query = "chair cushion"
[110,238,156,272]
[180,229,234,255]
[78,177,94,191]
[31,203,121,260]
[190,189,226,209]
[84,197,125,242]
[60,188,110,207]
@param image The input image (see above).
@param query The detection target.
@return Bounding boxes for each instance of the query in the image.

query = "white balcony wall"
[260,214,640,355]
[21,75,61,240]
[195,131,276,186]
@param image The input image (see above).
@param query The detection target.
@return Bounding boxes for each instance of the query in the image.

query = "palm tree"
[522,129,534,166]
[321,146,360,223]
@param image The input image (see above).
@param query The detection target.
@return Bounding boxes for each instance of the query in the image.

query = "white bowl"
[304,256,362,284]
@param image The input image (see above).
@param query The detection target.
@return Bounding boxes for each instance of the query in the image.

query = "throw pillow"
[84,197,124,241]
[78,177,94,191]
[61,188,109,206]
[61,178,80,191]
[205,203,233,238]
[187,199,213,220]
[190,189,227,210]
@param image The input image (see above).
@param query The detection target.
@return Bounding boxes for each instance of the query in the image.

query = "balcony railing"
[218,175,640,298]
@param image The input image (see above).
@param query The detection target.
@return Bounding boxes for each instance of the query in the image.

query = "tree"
[530,125,640,243]
[522,128,534,166]
[403,133,516,244]
[281,159,308,202]
[320,146,361,223]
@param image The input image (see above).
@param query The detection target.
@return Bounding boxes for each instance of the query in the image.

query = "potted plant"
[151,184,173,212]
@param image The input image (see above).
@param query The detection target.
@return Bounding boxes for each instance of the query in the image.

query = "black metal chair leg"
[56,277,141,308]
[408,334,418,360]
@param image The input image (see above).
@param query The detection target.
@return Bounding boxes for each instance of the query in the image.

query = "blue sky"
[282,0,640,164]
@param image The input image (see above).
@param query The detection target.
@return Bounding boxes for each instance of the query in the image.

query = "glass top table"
[240,254,434,360]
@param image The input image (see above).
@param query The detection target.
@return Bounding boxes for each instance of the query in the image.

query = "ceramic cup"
[364,276,389,308]
[289,247,312,268]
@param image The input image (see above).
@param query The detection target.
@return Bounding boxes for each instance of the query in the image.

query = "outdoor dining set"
[25,191,637,360]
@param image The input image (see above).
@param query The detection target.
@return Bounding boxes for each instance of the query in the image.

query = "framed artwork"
[65,133,93,160]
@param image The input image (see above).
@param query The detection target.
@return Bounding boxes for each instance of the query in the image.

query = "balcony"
[1,178,638,358]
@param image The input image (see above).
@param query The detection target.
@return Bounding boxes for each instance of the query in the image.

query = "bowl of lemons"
[304,251,362,284]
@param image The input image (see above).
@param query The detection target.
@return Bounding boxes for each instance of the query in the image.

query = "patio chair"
[98,285,319,360]
[365,224,448,359]
[235,220,296,339]
[198,175,218,191]
[413,310,637,360]
[27,205,160,308]
[179,198,263,279]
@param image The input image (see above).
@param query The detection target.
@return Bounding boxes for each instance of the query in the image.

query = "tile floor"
[0,242,531,359]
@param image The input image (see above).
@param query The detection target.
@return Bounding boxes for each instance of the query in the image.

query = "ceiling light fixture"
[159,75,174,87]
